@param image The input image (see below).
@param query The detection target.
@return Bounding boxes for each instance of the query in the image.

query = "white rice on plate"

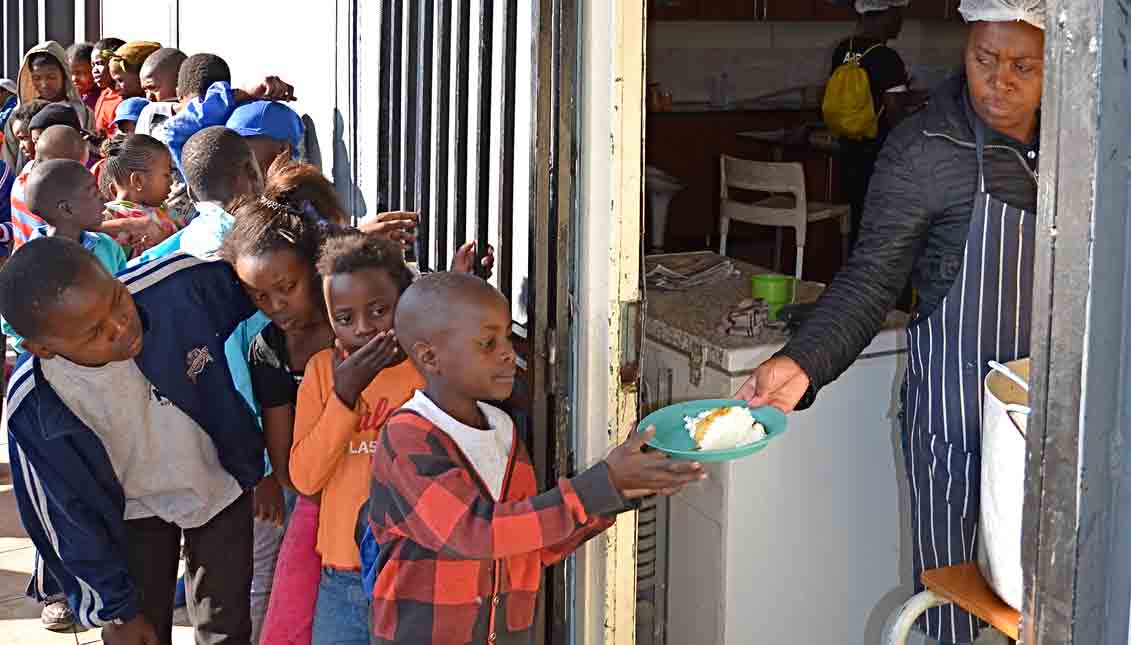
[683,406,766,451]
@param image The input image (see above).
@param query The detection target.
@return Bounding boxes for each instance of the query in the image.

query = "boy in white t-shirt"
[365,272,705,645]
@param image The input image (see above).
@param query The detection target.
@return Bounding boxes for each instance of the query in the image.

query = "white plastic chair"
[718,155,851,279]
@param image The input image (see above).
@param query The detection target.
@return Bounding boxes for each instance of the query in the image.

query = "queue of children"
[0,35,705,645]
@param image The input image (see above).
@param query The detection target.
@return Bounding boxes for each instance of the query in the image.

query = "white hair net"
[854,0,909,13]
[958,0,1046,30]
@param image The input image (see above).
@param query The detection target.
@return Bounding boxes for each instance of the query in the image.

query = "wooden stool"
[886,562,1020,644]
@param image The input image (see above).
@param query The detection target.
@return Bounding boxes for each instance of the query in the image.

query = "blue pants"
[312,568,370,645]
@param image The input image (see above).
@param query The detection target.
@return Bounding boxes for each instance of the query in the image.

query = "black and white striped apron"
[901,121,1035,644]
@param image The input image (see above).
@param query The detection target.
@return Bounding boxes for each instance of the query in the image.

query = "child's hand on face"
[604,426,706,499]
[332,331,404,408]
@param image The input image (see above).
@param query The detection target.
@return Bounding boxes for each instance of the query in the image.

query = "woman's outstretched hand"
[735,356,810,413]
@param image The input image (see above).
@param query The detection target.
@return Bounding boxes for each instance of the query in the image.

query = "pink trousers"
[259,497,321,645]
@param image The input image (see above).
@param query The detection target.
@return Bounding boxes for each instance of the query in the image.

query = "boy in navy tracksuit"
[0,237,263,645]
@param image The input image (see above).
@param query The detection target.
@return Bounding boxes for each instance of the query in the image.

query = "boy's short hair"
[177,53,231,100]
[395,272,501,350]
[140,47,186,82]
[35,125,87,162]
[66,42,94,66]
[25,159,91,224]
[11,99,49,127]
[0,236,103,340]
[316,232,414,294]
[182,126,252,204]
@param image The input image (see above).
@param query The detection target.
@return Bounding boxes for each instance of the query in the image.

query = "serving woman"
[738,1,1046,643]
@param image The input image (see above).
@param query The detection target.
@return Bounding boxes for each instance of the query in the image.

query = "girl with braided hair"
[219,186,337,645]
[100,133,181,257]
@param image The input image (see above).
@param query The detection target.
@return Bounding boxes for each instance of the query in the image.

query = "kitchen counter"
[640,252,912,645]
[645,253,906,377]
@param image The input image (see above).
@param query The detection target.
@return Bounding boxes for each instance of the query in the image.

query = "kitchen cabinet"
[650,0,821,22]
[649,0,756,21]
[701,0,757,20]
[649,0,701,21]
[650,0,964,21]
[757,0,814,21]
[641,253,911,645]
[811,1,857,21]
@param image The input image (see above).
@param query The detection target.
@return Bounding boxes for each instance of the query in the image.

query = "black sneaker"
[41,598,75,632]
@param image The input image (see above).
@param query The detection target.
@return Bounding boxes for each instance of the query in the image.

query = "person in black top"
[743,4,1045,643]
[831,1,916,250]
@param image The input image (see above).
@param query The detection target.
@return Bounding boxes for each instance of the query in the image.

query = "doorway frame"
[1021,0,1131,643]
[591,0,1131,643]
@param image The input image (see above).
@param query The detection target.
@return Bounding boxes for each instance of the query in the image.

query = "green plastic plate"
[637,399,788,462]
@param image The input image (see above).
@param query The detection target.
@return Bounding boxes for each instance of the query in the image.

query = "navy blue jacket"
[4,253,263,627]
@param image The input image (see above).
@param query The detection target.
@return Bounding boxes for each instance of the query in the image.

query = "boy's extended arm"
[537,515,618,566]
[369,414,629,561]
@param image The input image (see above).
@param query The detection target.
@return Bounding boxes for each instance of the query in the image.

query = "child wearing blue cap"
[158,76,295,176]
[226,100,304,179]
[113,96,149,135]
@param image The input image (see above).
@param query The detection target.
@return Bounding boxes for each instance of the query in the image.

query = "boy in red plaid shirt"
[367,272,703,644]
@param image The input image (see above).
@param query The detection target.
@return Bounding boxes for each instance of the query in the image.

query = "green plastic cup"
[752,273,796,320]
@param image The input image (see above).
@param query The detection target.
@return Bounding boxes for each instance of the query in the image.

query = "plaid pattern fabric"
[368,410,626,644]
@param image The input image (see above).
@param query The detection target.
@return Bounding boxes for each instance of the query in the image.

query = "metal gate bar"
[472,0,494,258]
[385,0,402,209]
[431,0,452,271]
[451,0,471,246]
[412,0,434,270]
[401,0,418,211]
[364,3,573,641]
[495,0,518,304]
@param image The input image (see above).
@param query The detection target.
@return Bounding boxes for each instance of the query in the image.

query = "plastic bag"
[958,0,1046,29]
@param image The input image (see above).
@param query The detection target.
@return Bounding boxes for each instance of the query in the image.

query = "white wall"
[100,0,177,45]
[101,0,348,199]
[648,19,968,103]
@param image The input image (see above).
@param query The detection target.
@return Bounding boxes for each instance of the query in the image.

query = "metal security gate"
[350,2,578,643]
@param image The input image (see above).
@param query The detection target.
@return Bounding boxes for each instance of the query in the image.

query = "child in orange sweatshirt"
[289,231,425,644]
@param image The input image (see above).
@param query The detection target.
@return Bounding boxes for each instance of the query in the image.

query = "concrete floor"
[0,432,194,644]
